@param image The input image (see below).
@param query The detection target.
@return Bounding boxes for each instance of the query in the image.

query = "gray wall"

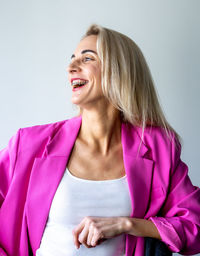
[0,0,199,255]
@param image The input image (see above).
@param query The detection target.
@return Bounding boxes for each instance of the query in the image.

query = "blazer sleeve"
[149,138,200,255]
[0,129,21,208]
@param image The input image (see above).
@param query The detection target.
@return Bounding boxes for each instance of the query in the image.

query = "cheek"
[87,66,102,87]
[93,68,101,84]
[88,70,101,83]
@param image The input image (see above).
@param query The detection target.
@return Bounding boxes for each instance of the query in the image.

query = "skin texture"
[67,35,161,249]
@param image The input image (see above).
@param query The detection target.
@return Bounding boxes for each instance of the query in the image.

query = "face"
[67,35,104,109]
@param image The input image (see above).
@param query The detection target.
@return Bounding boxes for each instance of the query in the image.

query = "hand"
[72,216,128,249]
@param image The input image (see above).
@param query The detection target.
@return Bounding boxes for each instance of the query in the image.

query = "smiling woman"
[0,24,200,256]
[68,35,105,110]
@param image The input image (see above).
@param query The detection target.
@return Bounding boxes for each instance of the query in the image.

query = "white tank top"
[36,168,132,256]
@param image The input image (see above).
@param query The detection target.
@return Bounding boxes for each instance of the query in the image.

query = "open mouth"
[71,79,89,89]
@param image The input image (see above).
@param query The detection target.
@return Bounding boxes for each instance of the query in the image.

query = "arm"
[72,216,161,249]
[122,217,161,240]
[148,139,200,254]
[0,129,21,255]
[122,138,200,255]
[0,129,21,207]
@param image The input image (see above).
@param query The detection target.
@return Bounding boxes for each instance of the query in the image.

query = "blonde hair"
[75,24,180,142]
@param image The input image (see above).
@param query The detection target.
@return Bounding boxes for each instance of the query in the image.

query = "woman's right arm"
[0,129,21,207]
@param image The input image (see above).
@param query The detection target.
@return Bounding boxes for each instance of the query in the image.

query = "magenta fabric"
[0,115,200,256]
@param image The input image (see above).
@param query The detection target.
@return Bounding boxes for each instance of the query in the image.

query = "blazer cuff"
[149,216,183,252]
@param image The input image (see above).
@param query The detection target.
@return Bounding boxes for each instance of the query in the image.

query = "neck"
[78,109,122,156]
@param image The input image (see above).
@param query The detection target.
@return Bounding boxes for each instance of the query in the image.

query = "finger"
[78,225,89,247]
[87,225,95,247]
[72,217,94,249]
[72,229,81,249]
[91,228,103,247]
[72,223,85,249]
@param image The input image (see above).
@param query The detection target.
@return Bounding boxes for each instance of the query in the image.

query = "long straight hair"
[75,24,180,143]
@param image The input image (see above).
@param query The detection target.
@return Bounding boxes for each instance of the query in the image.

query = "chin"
[71,98,84,107]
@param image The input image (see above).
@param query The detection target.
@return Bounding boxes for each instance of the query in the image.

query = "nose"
[67,59,81,74]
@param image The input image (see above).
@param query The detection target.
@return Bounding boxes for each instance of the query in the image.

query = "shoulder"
[19,115,81,136]
[134,125,180,162]
[123,122,180,151]
[20,119,67,139]
[143,126,176,146]
[17,120,66,148]
[132,125,177,146]
[16,116,79,153]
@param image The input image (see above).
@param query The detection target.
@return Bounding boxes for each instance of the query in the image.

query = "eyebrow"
[71,49,97,59]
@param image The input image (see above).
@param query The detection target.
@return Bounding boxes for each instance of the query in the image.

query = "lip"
[71,78,88,83]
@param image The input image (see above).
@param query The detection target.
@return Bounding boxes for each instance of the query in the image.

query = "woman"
[0,24,200,256]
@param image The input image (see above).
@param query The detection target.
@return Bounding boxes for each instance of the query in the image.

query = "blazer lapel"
[121,122,154,218]
[26,116,82,253]
[122,123,154,256]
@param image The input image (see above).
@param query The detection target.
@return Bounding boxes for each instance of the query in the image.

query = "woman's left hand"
[72,216,128,249]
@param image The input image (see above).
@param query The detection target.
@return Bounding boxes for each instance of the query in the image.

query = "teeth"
[71,79,87,86]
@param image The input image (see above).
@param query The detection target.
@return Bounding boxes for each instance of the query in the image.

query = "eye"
[83,56,93,62]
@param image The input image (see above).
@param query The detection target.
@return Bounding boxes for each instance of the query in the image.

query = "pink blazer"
[0,115,200,256]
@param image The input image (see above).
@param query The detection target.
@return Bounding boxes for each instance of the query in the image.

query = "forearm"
[121,217,161,240]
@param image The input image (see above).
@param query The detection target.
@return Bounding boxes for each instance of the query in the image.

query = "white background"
[0,0,199,255]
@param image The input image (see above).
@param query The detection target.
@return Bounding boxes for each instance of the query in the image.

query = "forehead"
[74,35,97,55]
